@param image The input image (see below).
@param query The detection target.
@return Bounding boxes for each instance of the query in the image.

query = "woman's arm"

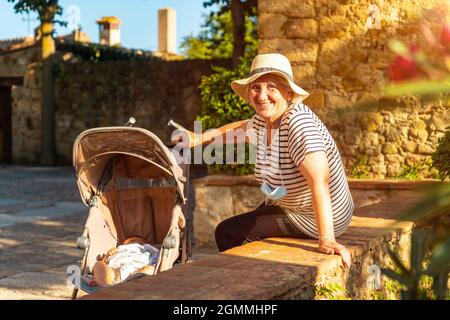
[200,120,249,145]
[298,151,352,268]
[171,119,250,148]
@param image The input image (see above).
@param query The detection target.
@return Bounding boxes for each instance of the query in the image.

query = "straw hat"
[231,53,310,104]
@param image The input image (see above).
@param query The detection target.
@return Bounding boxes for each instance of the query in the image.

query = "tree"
[202,0,257,67]
[180,11,234,59]
[6,0,65,165]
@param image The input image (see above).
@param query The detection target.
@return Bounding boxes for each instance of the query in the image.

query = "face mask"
[260,182,287,200]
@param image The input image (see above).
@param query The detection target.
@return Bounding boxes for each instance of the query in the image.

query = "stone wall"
[1,46,231,164]
[258,0,450,178]
[0,47,42,163]
[54,58,232,164]
[192,175,442,246]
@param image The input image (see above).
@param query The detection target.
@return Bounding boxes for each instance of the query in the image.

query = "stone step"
[80,193,425,300]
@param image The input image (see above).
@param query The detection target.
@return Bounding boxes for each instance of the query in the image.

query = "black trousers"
[214,202,309,252]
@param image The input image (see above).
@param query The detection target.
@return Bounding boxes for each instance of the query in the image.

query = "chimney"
[96,16,121,46]
[158,7,176,53]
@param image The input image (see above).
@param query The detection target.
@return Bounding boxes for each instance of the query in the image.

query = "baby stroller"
[70,120,191,299]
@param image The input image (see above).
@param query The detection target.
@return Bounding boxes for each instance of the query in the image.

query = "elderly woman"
[174,53,353,268]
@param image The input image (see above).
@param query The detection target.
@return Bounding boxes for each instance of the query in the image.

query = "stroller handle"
[124,117,136,127]
[167,119,187,132]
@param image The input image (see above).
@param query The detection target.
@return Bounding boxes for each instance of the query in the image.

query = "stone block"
[384,126,403,142]
[233,186,265,214]
[259,0,316,18]
[405,154,423,167]
[371,164,387,176]
[260,39,318,63]
[285,19,318,38]
[359,112,384,132]
[344,127,362,145]
[431,114,450,131]
[385,154,403,164]
[194,185,234,246]
[417,143,435,154]
[383,143,398,155]
[293,63,316,83]
[365,145,381,156]
[320,15,351,36]
[258,13,288,39]
[409,119,429,142]
[402,141,417,153]
[386,163,402,177]
[327,93,349,109]
[314,0,339,16]
[319,37,353,65]
[361,132,380,148]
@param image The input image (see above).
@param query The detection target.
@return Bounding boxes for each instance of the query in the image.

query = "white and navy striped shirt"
[248,103,354,238]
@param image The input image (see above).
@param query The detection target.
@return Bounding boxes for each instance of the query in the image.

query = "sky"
[0,0,215,53]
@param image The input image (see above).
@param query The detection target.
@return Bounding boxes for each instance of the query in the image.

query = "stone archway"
[0,77,23,163]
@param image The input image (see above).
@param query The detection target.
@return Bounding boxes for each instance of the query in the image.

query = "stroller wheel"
[162,235,176,249]
[77,236,90,249]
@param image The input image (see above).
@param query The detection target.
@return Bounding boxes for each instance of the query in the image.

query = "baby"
[92,236,159,287]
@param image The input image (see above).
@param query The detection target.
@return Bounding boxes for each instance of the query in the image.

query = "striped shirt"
[247,103,354,239]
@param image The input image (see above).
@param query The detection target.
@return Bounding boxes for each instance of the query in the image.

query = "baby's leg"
[93,261,117,287]
[138,265,155,276]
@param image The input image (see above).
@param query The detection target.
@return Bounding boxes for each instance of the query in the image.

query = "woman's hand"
[318,239,352,268]
[170,130,199,148]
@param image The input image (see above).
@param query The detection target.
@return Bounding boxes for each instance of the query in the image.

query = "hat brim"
[231,70,310,104]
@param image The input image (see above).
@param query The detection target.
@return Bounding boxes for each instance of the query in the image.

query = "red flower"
[440,23,450,52]
[388,44,424,82]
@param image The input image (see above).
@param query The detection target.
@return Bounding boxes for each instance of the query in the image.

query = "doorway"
[0,77,23,163]
[0,86,12,163]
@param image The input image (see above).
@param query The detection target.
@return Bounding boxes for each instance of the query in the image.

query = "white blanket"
[107,243,159,281]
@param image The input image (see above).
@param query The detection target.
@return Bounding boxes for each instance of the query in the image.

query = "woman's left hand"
[318,240,352,268]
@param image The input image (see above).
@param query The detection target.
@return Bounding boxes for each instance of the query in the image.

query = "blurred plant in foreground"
[377,7,450,300]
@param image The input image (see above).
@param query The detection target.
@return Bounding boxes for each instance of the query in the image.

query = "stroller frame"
[71,126,191,299]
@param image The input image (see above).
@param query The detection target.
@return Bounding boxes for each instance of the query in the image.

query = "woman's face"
[248,74,292,121]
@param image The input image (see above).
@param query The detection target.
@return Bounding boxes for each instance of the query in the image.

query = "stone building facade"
[258,0,450,178]
[0,47,42,163]
[0,40,230,164]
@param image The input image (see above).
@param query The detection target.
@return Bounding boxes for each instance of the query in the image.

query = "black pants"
[214,202,309,252]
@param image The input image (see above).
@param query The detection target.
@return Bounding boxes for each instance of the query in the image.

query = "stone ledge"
[193,175,442,190]
[80,192,426,300]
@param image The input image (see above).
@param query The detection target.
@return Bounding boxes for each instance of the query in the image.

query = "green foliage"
[197,57,255,175]
[381,229,449,299]
[314,282,350,300]
[331,18,450,300]
[180,11,233,59]
[6,0,66,26]
[370,290,386,300]
[180,8,257,60]
[432,129,450,181]
[351,155,372,179]
[384,77,450,97]
[381,277,404,299]
[393,158,440,180]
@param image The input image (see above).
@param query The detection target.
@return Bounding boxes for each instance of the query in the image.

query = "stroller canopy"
[73,127,186,206]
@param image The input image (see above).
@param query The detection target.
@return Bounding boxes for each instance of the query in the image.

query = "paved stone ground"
[0,165,216,300]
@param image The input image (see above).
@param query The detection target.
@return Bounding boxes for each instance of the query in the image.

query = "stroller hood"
[73,127,186,206]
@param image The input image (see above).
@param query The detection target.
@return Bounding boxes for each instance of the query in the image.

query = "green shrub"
[432,128,450,181]
[197,57,255,175]
[394,158,440,180]
[351,155,372,179]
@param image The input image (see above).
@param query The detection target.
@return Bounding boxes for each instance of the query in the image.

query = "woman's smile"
[248,74,292,123]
